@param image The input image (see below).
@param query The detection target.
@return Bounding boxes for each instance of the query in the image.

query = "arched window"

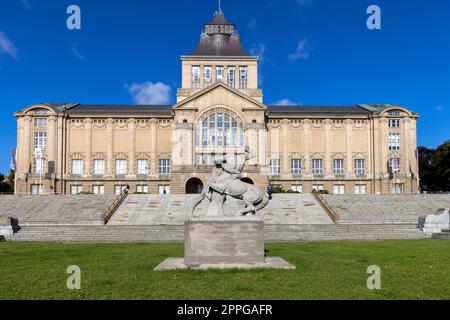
[195,109,244,148]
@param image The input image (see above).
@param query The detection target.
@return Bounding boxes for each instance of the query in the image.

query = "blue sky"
[0,0,449,173]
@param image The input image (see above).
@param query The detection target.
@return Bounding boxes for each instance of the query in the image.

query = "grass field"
[1,240,449,300]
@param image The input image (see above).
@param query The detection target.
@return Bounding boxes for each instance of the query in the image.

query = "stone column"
[212,65,217,84]
[200,65,204,89]
[84,118,92,175]
[281,120,289,175]
[47,116,57,170]
[345,119,353,175]
[258,128,267,166]
[380,118,389,175]
[150,119,158,175]
[106,118,114,176]
[303,120,311,174]
[128,119,136,175]
[22,116,32,176]
[224,66,228,84]
[324,119,332,176]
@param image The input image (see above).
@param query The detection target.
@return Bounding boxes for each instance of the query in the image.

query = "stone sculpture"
[191,147,270,217]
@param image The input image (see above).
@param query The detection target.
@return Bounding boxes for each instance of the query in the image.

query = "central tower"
[177,9,262,103]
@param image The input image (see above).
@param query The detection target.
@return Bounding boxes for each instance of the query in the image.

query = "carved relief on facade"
[69,119,85,129]
[289,119,303,129]
[114,152,129,160]
[92,152,106,160]
[92,119,106,129]
[352,119,368,129]
[332,119,345,129]
[114,119,129,129]
[310,119,324,129]
[136,119,150,129]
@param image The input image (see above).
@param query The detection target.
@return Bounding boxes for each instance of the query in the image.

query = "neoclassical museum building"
[13,10,420,196]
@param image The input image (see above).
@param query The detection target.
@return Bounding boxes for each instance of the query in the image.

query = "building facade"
[13,10,420,196]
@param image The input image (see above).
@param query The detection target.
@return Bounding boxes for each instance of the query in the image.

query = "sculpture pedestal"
[155,217,295,271]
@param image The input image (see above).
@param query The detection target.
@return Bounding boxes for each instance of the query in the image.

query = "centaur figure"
[191,147,270,217]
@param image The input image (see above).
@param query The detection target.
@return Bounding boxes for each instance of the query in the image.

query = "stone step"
[7,224,428,243]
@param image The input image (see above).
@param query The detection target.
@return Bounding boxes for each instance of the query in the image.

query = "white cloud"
[0,32,19,60]
[274,99,299,106]
[126,82,172,105]
[289,38,311,60]
[436,104,444,112]
[71,42,85,60]
[21,0,32,10]
[250,43,267,64]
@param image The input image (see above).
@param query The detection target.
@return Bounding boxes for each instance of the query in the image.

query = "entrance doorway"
[186,178,204,194]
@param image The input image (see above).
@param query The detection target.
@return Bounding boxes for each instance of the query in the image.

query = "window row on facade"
[192,65,247,89]
[268,157,402,176]
[67,159,171,176]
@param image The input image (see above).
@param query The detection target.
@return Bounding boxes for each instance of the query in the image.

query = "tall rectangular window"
[115,159,127,175]
[93,185,105,195]
[31,184,42,195]
[115,185,126,195]
[270,159,281,175]
[227,67,236,88]
[204,66,212,87]
[312,159,323,176]
[355,185,367,195]
[137,160,149,175]
[239,66,248,89]
[35,158,46,174]
[136,185,149,194]
[34,118,47,128]
[354,159,365,175]
[159,185,170,195]
[216,66,224,82]
[159,159,170,174]
[333,159,344,175]
[389,158,401,173]
[389,119,400,128]
[34,132,47,150]
[389,133,400,151]
[71,159,83,175]
[71,185,83,195]
[192,66,200,89]
[93,160,105,175]
[333,185,345,195]
[291,159,302,174]
[291,185,303,194]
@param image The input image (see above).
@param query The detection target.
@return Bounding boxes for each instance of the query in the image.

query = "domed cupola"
[190,9,250,57]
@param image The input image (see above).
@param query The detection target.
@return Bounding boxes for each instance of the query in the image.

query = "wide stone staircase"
[322,194,450,225]
[109,194,333,225]
[6,223,427,243]
[0,195,117,225]
[3,193,432,242]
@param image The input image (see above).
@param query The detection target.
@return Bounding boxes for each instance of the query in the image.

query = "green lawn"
[1,240,449,300]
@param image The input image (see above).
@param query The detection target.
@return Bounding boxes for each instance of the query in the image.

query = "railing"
[101,189,129,225]
[312,189,340,222]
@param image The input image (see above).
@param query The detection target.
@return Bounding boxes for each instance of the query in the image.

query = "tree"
[8,169,15,193]
[418,146,436,191]
[418,141,450,192]
[433,141,450,191]
[0,173,8,193]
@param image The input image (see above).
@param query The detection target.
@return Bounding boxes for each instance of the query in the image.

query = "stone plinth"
[423,209,450,234]
[184,217,265,266]
[154,217,295,271]
[0,217,14,236]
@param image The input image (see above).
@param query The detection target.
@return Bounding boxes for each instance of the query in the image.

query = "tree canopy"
[419,141,450,192]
